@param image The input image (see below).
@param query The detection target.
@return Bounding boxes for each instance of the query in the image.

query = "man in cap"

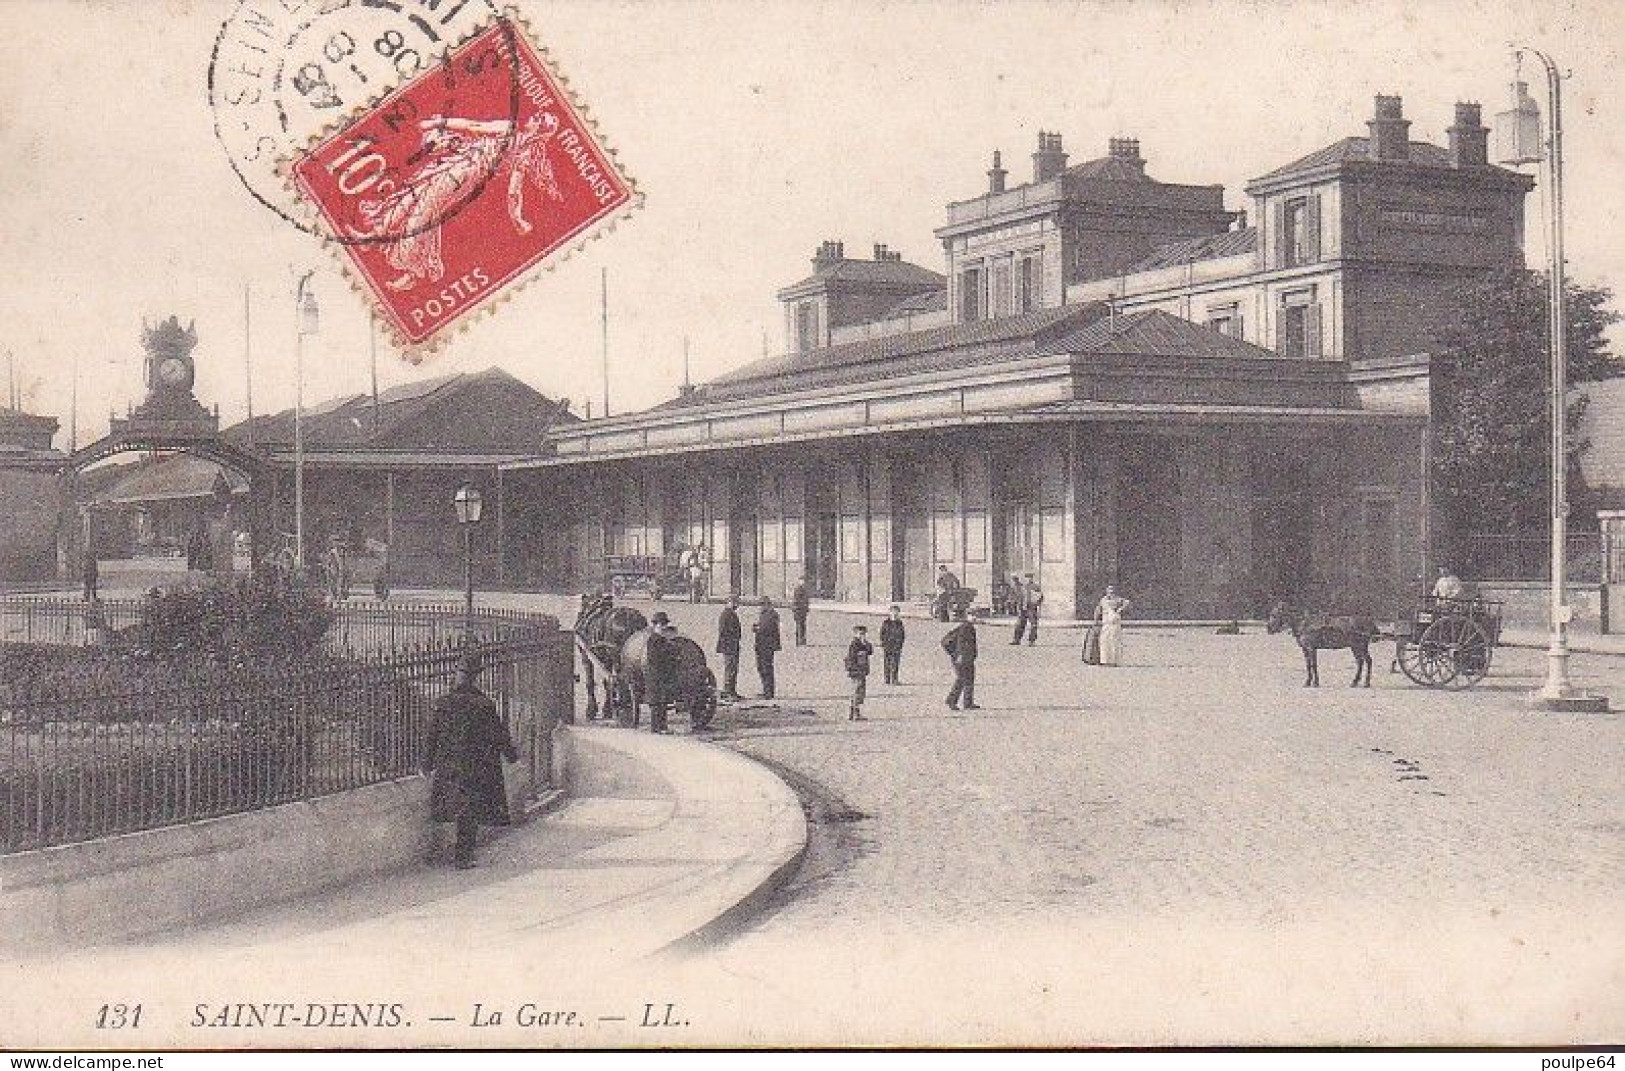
[1018,573,1043,646]
[845,624,874,720]
[425,652,519,869]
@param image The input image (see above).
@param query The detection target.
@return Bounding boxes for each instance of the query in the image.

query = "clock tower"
[111,315,218,435]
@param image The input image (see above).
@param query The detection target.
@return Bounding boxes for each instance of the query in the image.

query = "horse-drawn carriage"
[1268,591,1504,690]
[574,600,718,731]
[1392,594,1503,689]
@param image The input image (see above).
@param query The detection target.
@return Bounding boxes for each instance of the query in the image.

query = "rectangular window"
[1280,195,1322,267]
[991,260,1013,319]
[711,518,729,562]
[932,511,958,562]
[1206,302,1243,339]
[871,515,890,563]
[841,516,862,562]
[784,516,802,562]
[1041,509,1067,562]
[1278,290,1320,359]
[761,518,780,562]
[795,302,817,353]
[1017,257,1036,313]
[1284,200,1307,266]
[964,512,987,562]
[960,268,984,323]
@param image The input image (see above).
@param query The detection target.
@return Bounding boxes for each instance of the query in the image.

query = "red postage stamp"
[290,17,638,352]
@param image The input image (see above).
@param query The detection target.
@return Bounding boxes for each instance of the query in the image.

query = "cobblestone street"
[558,597,1625,1044]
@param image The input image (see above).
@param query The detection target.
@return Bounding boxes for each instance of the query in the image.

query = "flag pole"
[244,283,255,452]
[600,266,610,418]
[369,313,380,437]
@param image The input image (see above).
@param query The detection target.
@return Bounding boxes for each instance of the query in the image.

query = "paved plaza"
[8,592,1619,1046]
[562,596,1624,1045]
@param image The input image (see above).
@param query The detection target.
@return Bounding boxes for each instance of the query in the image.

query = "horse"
[573,603,648,719]
[618,628,718,733]
[1265,601,1381,688]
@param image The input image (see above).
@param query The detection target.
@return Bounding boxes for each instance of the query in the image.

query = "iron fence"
[0,601,571,854]
[1460,533,1604,583]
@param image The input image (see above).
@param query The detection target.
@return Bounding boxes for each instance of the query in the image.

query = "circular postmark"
[208,0,522,245]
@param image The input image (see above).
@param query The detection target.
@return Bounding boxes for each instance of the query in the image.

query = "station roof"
[225,367,575,455]
[89,453,249,506]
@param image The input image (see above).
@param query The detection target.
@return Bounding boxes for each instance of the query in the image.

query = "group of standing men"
[714,594,782,700]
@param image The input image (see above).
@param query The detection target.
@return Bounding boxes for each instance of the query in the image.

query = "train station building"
[47,94,1537,620]
[500,94,1534,618]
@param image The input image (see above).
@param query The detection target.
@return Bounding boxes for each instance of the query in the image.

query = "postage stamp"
[209,0,511,240]
[288,17,640,352]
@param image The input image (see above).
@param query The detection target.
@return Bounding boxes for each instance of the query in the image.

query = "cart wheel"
[1411,625,1461,688]
[1424,616,1493,689]
[1396,639,1432,687]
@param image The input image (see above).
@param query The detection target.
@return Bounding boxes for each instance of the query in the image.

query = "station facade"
[501,95,1534,619]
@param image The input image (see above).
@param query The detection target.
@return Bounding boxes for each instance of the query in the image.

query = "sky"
[1,0,1622,447]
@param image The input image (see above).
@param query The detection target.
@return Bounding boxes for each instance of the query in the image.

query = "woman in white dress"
[1096,586,1131,666]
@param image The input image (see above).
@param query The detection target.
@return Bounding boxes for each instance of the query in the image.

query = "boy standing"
[880,605,906,684]
[845,624,874,721]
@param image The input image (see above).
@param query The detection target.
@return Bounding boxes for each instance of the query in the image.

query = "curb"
[561,725,809,959]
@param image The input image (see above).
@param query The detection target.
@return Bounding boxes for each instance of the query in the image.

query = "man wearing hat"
[425,652,519,869]
[844,624,874,721]
[941,607,980,711]
[753,595,782,699]
[715,595,743,701]
[1012,572,1043,646]
[646,613,679,733]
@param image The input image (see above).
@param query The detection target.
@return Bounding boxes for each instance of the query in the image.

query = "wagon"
[1393,594,1504,688]
[604,555,689,600]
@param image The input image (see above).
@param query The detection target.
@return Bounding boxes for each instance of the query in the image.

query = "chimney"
[1448,100,1489,166]
[812,239,845,271]
[1032,131,1068,183]
[987,150,1007,194]
[1367,94,1410,161]
[1107,137,1146,176]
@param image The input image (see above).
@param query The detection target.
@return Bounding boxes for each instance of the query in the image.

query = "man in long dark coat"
[790,578,811,646]
[942,609,980,711]
[716,595,742,701]
[753,595,782,699]
[425,653,518,869]
[880,604,906,685]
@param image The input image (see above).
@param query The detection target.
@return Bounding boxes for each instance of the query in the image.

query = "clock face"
[158,357,191,389]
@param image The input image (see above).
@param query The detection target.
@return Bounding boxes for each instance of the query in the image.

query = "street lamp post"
[293,272,320,571]
[1496,49,1609,713]
[454,481,484,631]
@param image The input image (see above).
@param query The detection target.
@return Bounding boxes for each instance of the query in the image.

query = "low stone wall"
[1476,581,1604,634]
[0,721,569,954]
[0,776,433,952]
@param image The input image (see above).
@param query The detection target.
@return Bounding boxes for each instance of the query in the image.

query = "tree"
[1430,268,1620,571]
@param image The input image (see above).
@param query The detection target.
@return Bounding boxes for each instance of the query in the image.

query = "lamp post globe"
[454,481,484,627]
[454,482,484,526]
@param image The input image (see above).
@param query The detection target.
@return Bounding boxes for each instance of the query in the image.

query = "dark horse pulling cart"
[1267,592,1504,690]
[1392,594,1503,689]
[573,601,717,731]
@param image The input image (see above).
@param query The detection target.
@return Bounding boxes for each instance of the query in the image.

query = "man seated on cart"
[1431,565,1466,601]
